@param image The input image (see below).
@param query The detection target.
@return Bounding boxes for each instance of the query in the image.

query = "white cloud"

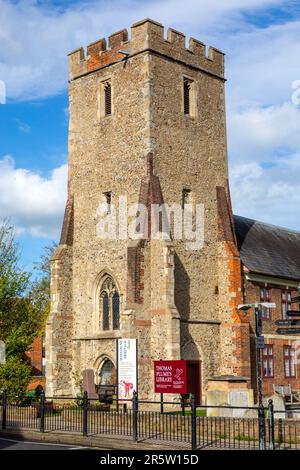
[225,19,300,108]
[0,0,284,101]
[228,101,300,230]
[230,154,300,229]
[0,155,67,238]
[228,102,300,162]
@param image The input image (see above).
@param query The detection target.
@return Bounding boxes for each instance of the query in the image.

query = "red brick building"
[235,215,300,398]
[25,336,46,391]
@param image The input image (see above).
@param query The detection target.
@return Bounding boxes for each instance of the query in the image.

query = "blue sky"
[0,0,300,272]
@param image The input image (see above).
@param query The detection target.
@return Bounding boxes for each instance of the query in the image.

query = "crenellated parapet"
[68,18,225,81]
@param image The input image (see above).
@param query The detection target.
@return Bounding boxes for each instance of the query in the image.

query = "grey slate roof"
[234,215,300,281]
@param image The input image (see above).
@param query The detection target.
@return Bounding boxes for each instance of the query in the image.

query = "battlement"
[68,18,225,80]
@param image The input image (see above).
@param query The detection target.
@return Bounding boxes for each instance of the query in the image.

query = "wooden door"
[186,361,202,405]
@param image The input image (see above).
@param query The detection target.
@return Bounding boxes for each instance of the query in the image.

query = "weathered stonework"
[45,19,249,401]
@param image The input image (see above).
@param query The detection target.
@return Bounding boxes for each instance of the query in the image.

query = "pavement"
[0,436,92,450]
[0,428,182,450]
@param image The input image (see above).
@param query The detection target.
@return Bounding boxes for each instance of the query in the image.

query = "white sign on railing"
[117,338,137,399]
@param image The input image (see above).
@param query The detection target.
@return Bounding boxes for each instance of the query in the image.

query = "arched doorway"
[182,340,202,405]
[99,359,116,386]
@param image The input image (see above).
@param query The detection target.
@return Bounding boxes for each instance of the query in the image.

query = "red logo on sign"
[154,360,187,394]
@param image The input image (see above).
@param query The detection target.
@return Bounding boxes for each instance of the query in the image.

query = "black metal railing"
[1,391,300,450]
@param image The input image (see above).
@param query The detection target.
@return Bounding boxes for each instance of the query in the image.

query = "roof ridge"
[234,214,300,236]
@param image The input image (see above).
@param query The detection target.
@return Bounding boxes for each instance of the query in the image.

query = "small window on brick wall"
[260,287,271,320]
[284,346,296,378]
[282,291,292,320]
[263,345,274,378]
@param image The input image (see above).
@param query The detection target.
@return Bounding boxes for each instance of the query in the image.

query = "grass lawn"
[165,409,207,417]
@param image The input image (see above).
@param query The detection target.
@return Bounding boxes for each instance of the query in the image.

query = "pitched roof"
[234,215,300,281]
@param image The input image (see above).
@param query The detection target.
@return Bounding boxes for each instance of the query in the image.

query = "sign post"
[117,339,138,402]
[275,309,300,335]
[276,328,300,335]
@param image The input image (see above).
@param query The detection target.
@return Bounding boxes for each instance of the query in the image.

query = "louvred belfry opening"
[184,78,191,115]
[104,82,112,115]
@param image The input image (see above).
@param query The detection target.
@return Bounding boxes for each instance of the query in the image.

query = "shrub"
[0,357,31,401]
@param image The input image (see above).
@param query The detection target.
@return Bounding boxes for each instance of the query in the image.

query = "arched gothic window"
[100,276,120,331]
[99,359,116,385]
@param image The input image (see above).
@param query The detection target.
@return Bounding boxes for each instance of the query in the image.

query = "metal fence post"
[181,394,186,417]
[160,393,164,414]
[82,391,88,436]
[258,403,266,450]
[191,394,197,450]
[40,391,45,433]
[268,399,275,450]
[1,390,7,430]
[132,391,138,442]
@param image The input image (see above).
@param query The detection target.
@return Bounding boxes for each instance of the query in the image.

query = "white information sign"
[117,339,137,399]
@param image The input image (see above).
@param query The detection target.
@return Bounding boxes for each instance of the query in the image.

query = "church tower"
[45,19,250,400]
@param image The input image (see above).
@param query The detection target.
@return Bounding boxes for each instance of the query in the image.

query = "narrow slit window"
[104,82,112,116]
[182,188,191,209]
[184,78,192,115]
[103,191,112,214]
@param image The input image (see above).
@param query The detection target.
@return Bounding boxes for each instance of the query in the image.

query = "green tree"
[0,220,55,399]
[0,220,32,356]
[30,242,56,337]
[0,358,32,400]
